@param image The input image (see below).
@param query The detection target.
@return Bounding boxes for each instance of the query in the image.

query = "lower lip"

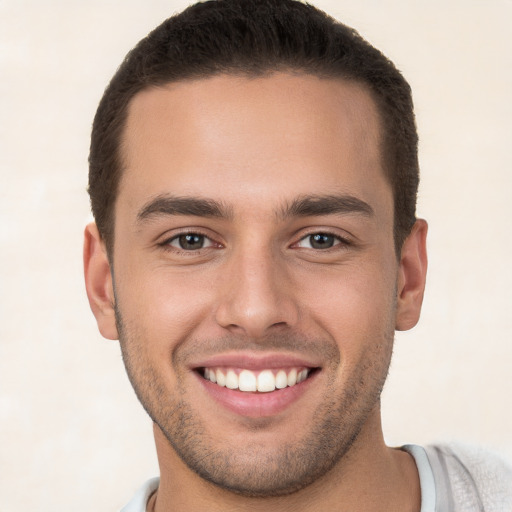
[196,372,317,418]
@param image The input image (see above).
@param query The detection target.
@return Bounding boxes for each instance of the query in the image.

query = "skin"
[84,73,427,511]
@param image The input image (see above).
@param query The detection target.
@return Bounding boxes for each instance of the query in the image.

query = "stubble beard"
[116,307,394,498]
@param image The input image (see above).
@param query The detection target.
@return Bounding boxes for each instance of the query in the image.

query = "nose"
[214,245,299,338]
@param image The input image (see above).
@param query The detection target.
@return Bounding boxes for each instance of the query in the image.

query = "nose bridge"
[215,238,298,336]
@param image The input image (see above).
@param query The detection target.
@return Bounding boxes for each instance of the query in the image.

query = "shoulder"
[425,443,512,511]
[120,477,160,512]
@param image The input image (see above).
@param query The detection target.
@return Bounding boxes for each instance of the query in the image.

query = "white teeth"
[275,370,288,389]
[203,367,313,392]
[204,368,217,383]
[297,369,308,383]
[239,369,257,392]
[257,370,276,392]
[216,369,226,387]
[287,368,297,386]
[225,370,238,390]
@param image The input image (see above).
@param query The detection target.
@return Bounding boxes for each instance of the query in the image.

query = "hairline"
[105,69,402,258]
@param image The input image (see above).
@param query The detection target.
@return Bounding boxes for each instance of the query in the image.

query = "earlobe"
[395,219,428,331]
[83,223,119,340]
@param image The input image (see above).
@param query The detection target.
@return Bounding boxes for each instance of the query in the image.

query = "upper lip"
[190,351,321,371]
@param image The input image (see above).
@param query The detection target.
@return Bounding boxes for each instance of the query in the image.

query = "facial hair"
[116,305,394,497]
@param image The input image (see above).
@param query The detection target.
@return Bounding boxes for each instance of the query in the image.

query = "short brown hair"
[89,0,419,255]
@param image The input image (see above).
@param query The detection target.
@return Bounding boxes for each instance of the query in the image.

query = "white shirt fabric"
[121,477,159,512]
[404,443,512,512]
[120,444,512,511]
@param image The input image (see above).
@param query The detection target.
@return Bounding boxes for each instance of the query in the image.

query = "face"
[85,73,426,496]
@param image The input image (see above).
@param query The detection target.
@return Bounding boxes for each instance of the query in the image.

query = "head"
[88,0,419,258]
[84,0,427,500]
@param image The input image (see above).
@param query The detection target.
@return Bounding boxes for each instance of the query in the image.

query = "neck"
[150,409,420,512]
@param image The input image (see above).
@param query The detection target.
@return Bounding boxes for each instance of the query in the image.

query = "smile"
[202,367,311,393]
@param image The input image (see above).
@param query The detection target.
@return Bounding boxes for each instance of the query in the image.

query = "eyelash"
[159,230,221,254]
[293,231,352,251]
[159,229,352,254]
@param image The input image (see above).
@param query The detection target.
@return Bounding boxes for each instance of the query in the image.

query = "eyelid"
[159,228,223,251]
[292,229,353,248]
[169,235,214,249]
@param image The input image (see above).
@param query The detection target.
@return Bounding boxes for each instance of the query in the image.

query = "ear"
[395,219,428,331]
[83,222,118,340]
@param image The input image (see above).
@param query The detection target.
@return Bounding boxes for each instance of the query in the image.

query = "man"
[83,0,512,510]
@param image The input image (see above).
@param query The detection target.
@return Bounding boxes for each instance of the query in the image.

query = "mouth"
[192,354,321,418]
[200,366,316,393]
[191,352,322,417]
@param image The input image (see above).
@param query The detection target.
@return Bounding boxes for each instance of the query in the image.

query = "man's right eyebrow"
[136,195,232,223]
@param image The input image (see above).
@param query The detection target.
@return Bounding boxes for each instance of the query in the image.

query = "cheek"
[304,268,396,392]
[299,261,397,346]
[114,262,216,354]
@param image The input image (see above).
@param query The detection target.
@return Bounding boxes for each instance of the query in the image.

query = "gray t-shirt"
[121,444,512,511]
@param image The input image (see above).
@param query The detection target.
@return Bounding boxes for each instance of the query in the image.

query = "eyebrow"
[278,194,374,219]
[136,193,374,224]
[137,195,232,223]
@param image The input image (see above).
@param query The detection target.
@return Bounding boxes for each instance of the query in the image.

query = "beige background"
[1,0,510,510]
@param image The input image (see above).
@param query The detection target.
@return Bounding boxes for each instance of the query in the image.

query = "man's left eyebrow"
[136,194,232,223]
[278,194,374,219]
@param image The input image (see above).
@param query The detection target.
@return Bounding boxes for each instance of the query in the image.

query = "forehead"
[119,73,389,219]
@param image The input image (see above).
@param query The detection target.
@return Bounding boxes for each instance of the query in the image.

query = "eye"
[296,233,343,250]
[167,233,215,251]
